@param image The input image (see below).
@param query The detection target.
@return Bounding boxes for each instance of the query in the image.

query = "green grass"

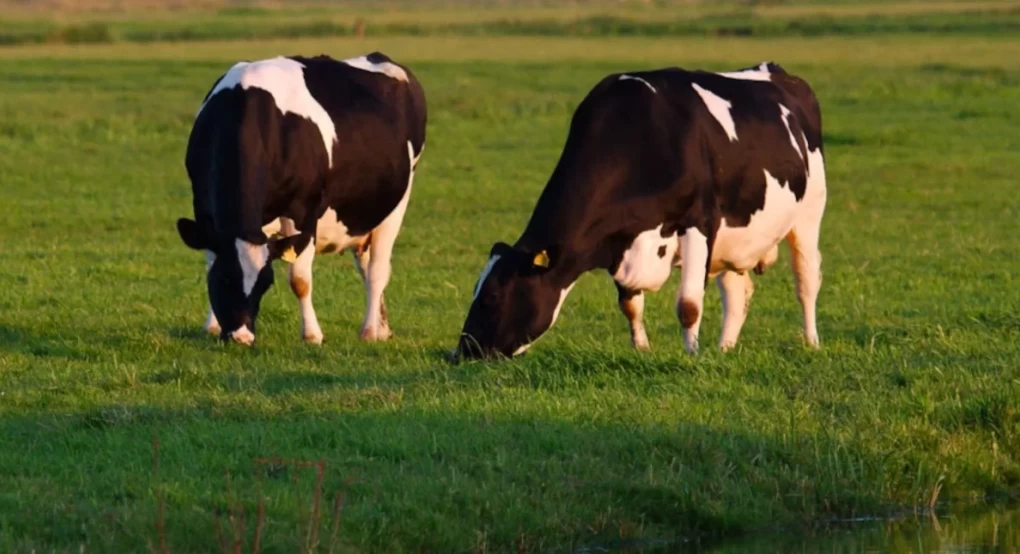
[1,26,1020,554]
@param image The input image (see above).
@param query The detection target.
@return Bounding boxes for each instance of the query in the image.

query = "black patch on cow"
[657,245,667,259]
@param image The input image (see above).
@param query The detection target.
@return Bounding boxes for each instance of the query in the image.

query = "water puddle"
[694,505,1020,553]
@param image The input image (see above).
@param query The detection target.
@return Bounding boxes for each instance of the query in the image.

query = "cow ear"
[489,242,515,258]
[268,233,312,264]
[177,218,215,251]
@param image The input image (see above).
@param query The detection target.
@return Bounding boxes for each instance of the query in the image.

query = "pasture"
[1,3,1020,552]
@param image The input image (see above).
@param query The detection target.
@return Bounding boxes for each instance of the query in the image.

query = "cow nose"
[228,325,255,346]
[456,333,486,360]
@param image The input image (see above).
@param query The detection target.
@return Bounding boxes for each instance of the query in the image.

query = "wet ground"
[573,505,1020,553]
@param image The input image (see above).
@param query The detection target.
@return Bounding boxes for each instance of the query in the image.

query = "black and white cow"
[176,52,426,346]
[456,62,826,360]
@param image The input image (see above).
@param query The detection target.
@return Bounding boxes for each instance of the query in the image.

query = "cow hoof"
[359,327,393,342]
[205,323,221,336]
[719,341,736,352]
[303,333,324,345]
[633,340,651,352]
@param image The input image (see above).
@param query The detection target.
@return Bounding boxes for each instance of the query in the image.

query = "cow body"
[457,62,826,360]
[177,52,426,346]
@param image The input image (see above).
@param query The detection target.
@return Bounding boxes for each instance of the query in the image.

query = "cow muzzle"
[454,333,489,362]
[223,325,255,346]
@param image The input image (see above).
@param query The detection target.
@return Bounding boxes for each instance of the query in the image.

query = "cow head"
[455,242,569,361]
[176,218,311,346]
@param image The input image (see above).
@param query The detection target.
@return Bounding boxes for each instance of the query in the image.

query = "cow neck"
[514,188,611,289]
[513,238,593,293]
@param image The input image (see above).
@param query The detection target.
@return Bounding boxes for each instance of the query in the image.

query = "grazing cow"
[176,52,426,346]
[455,62,826,360]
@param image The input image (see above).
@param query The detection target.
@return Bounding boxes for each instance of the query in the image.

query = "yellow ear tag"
[533,250,550,268]
[280,246,298,264]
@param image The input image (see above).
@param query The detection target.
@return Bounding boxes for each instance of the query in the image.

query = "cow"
[175,52,426,346]
[455,62,826,361]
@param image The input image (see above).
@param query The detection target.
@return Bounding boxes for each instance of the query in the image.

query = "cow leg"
[677,227,710,354]
[352,240,390,340]
[279,217,322,345]
[786,222,822,348]
[717,270,754,351]
[615,282,650,351]
[287,235,323,344]
[203,250,221,336]
[359,170,414,342]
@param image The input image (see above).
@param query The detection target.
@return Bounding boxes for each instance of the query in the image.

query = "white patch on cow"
[198,61,248,111]
[779,104,803,161]
[679,228,709,298]
[230,324,255,346]
[341,55,408,82]
[711,169,800,276]
[409,140,422,168]
[235,239,269,296]
[717,271,753,351]
[678,227,709,353]
[315,208,361,254]
[197,57,338,167]
[261,218,283,239]
[473,255,501,300]
[618,74,657,93]
[806,141,826,189]
[717,66,773,82]
[692,83,738,142]
[288,237,323,344]
[792,143,827,348]
[550,283,576,326]
[613,225,679,292]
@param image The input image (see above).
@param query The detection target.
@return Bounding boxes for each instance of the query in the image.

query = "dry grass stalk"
[151,438,170,554]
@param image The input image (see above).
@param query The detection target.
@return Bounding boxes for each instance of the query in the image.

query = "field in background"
[2,0,1020,45]
[1,1,1020,553]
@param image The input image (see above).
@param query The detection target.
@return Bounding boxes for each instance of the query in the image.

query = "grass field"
[1,4,1020,553]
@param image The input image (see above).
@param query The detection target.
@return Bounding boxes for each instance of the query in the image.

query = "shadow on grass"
[0,324,130,361]
[0,405,932,554]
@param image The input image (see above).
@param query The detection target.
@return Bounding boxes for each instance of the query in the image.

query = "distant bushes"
[1,7,1019,47]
